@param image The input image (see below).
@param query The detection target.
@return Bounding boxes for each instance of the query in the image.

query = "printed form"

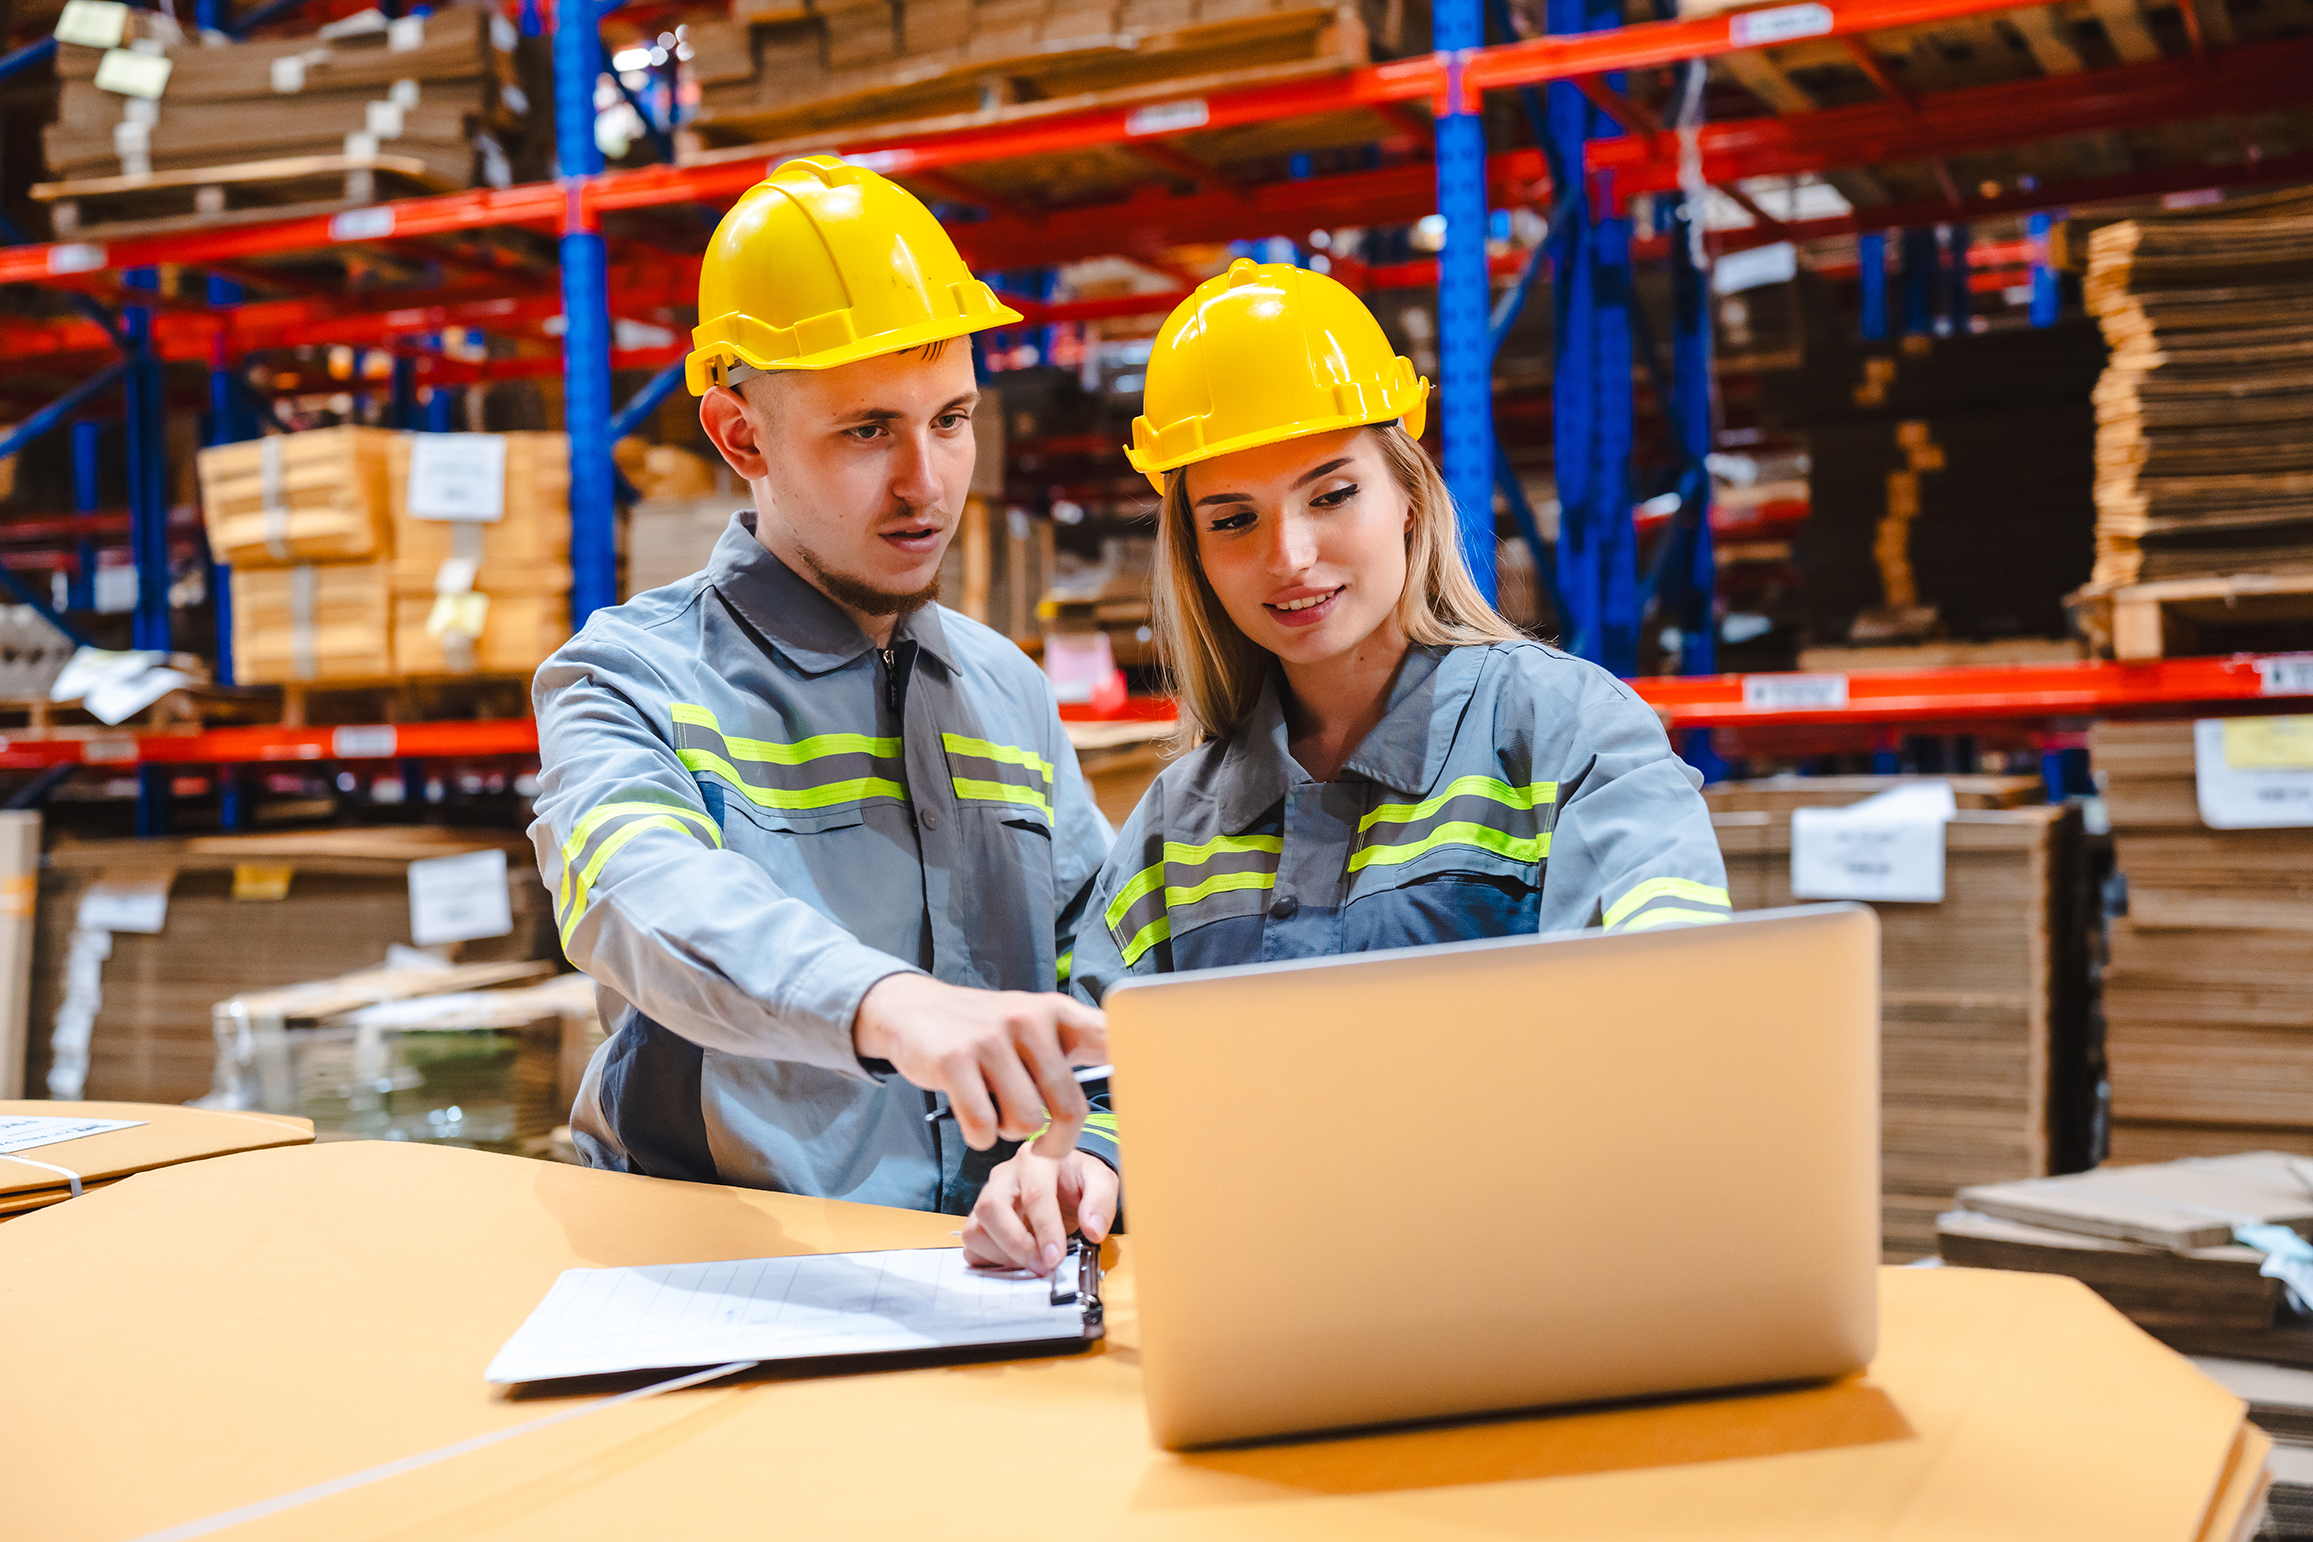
[487,1247,1089,1384]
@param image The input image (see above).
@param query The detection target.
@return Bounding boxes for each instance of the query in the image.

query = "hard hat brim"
[685,303,1025,396]
[1126,382,1430,496]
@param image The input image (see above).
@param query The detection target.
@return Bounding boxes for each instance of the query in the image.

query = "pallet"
[0,674,534,740]
[2068,572,2313,659]
[28,154,458,241]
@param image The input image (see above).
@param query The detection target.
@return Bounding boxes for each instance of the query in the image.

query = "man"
[532,156,1115,1275]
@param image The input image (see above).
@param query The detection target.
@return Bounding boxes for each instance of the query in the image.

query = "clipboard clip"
[1049,1238,1104,1333]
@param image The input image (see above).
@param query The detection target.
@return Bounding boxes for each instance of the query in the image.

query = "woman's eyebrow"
[1195,457,1356,508]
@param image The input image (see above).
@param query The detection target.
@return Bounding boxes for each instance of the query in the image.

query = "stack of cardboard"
[2084,186,2313,587]
[41,5,531,231]
[2091,718,2313,1164]
[196,427,569,683]
[0,1099,312,1219]
[1939,1152,2313,1364]
[1709,775,2092,1259]
[23,829,556,1106]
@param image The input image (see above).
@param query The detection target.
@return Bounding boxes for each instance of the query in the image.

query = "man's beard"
[792,529,945,619]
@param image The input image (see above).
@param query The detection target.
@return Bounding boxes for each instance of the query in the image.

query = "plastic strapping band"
[0,1151,84,1198]
[289,564,317,680]
[125,1358,760,1542]
[260,435,290,561]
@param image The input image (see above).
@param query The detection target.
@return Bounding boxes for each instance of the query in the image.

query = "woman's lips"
[1264,586,1343,628]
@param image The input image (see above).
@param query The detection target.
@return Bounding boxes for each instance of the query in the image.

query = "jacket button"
[919,808,940,831]
[1268,895,1298,921]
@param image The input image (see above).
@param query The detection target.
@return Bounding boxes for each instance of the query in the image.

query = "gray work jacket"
[530,512,1112,1213]
[1071,641,1731,1005]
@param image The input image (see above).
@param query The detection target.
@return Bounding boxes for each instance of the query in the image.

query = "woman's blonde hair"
[1151,424,1522,745]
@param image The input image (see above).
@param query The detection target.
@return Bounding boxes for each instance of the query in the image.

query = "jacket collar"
[707,510,955,675]
[1215,644,1479,832]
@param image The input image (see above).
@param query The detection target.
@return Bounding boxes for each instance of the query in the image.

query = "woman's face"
[1183,426,1410,668]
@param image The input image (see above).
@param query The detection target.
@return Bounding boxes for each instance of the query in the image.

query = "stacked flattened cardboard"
[685,0,1366,152]
[1759,324,2104,647]
[2091,719,2313,1166]
[196,426,570,683]
[23,828,555,1106]
[2085,186,2313,588]
[2192,1358,2313,1538]
[1709,775,2092,1259]
[0,1099,312,1218]
[40,5,534,234]
[1940,1152,2313,1365]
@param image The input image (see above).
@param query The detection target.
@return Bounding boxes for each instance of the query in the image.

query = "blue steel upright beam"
[2027,211,2060,327]
[1858,231,1889,341]
[1547,0,1638,673]
[1433,0,1497,602]
[557,0,619,626]
[123,269,172,837]
[70,421,102,613]
[1663,186,1715,679]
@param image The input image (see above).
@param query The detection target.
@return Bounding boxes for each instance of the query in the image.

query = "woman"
[962,258,1728,1271]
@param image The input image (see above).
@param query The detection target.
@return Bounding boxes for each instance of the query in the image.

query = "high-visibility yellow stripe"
[557,801,722,925]
[1162,833,1283,865]
[1603,876,1732,930]
[1348,822,1548,871]
[1616,906,1732,933]
[679,748,907,810]
[671,702,899,764]
[1166,868,1276,909]
[1119,913,1172,967]
[1055,950,1073,985]
[1105,861,1166,929]
[1084,1111,1119,1143]
[940,733,1053,784]
[558,813,703,947]
[951,777,1053,817]
[1358,776,1557,833]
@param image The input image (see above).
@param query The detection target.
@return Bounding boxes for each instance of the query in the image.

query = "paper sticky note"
[2223,715,2313,771]
[408,848,513,946]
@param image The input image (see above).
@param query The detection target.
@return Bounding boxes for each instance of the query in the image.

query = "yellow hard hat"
[1125,257,1429,495]
[686,155,1023,394]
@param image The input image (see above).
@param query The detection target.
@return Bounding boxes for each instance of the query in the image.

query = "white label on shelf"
[332,725,399,761]
[1127,98,1209,136]
[406,433,507,522]
[82,737,136,764]
[1729,2,1834,46]
[270,54,305,93]
[329,206,395,242]
[2257,655,2313,696]
[386,13,424,50]
[1790,781,1955,904]
[843,149,912,173]
[92,46,172,98]
[1742,672,1847,709]
[408,848,512,947]
[78,874,170,934]
[48,242,107,275]
[54,0,129,49]
[2194,717,2313,829]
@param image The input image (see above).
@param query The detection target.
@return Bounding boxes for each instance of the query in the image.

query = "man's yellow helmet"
[686,155,1023,394]
[1124,257,1430,495]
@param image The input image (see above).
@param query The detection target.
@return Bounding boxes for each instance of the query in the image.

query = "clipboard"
[485,1241,1104,1385]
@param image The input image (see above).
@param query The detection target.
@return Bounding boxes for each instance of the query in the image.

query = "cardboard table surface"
[0,1141,2265,1542]
[0,1099,312,1198]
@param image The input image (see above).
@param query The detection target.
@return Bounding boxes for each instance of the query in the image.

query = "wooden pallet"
[2069,571,2313,658]
[28,154,458,241]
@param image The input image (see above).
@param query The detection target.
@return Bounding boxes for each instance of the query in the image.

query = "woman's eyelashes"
[1309,482,1358,509]
[1206,505,1256,533]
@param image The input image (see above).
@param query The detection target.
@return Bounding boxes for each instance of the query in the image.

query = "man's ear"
[699,385,771,482]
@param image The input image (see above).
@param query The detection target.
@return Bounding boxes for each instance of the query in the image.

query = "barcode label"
[1127,99,1209,136]
[2257,656,2313,696]
[329,206,395,242]
[332,725,398,760]
[1730,3,1834,45]
[48,242,107,275]
[1742,673,1848,709]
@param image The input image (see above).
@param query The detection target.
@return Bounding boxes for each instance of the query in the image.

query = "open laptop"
[1105,903,1881,1449]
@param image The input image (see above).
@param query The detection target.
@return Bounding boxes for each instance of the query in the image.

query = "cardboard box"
[196,427,393,568]
[392,592,570,678]
[229,561,394,683]
[386,431,572,597]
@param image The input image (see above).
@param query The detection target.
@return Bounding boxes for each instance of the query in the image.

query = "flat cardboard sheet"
[0,1099,310,1201]
[0,1142,2264,1541]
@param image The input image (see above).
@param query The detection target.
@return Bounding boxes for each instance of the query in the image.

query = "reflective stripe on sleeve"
[1602,875,1732,932]
[1349,776,1556,873]
[1104,832,1282,966]
[1616,906,1732,933]
[942,732,1055,820]
[1055,949,1073,985]
[670,702,907,811]
[556,802,723,946]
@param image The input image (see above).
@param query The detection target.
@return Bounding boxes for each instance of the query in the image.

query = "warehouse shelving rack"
[0,0,2309,819]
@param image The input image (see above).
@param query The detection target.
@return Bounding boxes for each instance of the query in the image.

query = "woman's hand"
[962,1147,1118,1276]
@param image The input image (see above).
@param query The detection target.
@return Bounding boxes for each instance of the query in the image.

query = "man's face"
[699,344,979,620]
